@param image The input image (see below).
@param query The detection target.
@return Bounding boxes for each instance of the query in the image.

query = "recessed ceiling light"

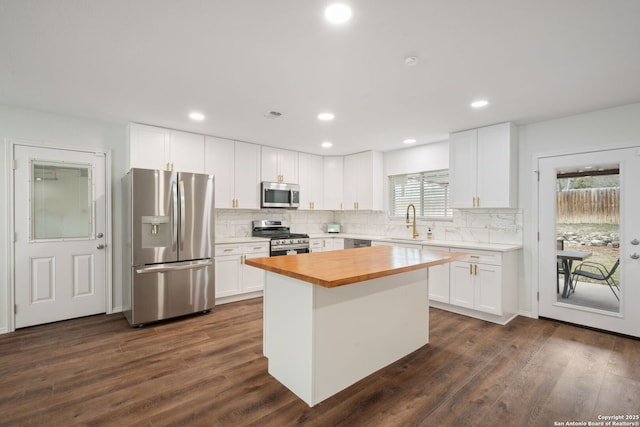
[321,141,333,148]
[470,100,489,109]
[189,112,205,121]
[405,56,418,66]
[403,138,417,144]
[324,3,352,24]
[317,112,335,121]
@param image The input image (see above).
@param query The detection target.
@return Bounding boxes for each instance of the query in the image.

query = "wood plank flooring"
[1,298,639,426]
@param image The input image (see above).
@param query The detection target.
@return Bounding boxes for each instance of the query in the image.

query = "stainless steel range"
[252,220,310,256]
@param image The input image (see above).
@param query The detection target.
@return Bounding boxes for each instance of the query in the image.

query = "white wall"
[0,105,128,332]
[384,141,449,176]
[517,102,640,316]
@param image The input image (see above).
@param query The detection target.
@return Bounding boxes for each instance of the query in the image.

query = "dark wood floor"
[1,299,639,427]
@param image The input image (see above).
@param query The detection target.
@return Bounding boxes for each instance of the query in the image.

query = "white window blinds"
[389,170,452,219]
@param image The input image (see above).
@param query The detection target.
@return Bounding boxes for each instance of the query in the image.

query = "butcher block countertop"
[244,245,467,288]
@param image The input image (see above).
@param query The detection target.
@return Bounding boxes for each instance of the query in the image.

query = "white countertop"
[215,236,270,244]
[216,234,521,252]
[308,233,522,252]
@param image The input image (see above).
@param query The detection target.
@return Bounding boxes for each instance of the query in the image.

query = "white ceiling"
[1,0,639,156]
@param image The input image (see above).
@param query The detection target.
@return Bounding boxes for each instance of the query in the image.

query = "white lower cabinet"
[309,237,344,252]
[450,259,502,315]
[214,242,269,303]
[445,249,519,323]
[422,246,450,304]
[332,238,344,250]
[372,241,519,324]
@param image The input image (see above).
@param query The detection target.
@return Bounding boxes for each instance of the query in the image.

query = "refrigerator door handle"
[172,180,179,251]
[179,179,186,251]
[135,260,213,274]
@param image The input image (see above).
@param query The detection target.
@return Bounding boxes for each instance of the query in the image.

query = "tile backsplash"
[215,208,523,245]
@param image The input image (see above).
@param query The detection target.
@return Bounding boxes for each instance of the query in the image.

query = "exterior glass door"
[538,147,640,337]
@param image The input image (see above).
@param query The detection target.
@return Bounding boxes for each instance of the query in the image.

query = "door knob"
[97,244,105,250]
[97,232,104,238]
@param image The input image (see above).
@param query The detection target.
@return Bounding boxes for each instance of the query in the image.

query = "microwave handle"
[289,188,293,204]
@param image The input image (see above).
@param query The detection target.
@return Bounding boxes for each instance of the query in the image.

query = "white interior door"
[13,145,107,328]
[538,147,640,337]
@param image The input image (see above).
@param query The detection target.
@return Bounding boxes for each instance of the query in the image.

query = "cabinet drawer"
[244,242,269,254]
[309,239,325,249]
[455,249,501,265]
[215,245,241,256]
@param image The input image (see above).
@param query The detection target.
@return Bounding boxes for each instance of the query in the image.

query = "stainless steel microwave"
[261,181,300,208]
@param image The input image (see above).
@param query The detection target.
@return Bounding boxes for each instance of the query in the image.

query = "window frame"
[388,169,453,221]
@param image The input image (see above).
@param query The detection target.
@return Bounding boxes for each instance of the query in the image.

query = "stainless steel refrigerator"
[122,168,215,326]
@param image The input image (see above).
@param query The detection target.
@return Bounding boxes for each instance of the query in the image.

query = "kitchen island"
[245,245,466,406]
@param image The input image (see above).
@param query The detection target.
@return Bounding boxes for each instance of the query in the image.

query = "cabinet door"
[323,156,343,210]
[476,123,514,208]
[234,142,260,209]
[298,153,324,210]
[261,146,279,182]
[425,247,450,304]
[309,239,325,252]
[243,252,268,292]
[169,130,205,173]
[474,264,502,315]
[450,262,475,309]
[261,147,298,183]
[129,123,170,170]
[449,129,478,208]
[205,136,235,209]
[354,151,383,210]
[342,154,359,210]
[331,238,344,250]
[278,149,298,184]
[215,256,242,298]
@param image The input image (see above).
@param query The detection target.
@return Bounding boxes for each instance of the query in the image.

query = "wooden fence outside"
[557,188,619,224]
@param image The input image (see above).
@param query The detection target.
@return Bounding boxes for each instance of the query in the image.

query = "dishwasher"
[344,238,372,248]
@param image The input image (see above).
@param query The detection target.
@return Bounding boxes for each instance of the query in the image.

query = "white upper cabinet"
[449,122,517,209]
[170,130,205,173]
[261,146,299,183]
[205,136,260,209]
[129,123,204,173]
[343,151,383,210]
[129,123,169,170]
[298,153,324,210]
[323,156,344,210]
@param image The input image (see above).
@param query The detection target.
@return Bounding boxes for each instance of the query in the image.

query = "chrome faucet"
[405,204,419,239]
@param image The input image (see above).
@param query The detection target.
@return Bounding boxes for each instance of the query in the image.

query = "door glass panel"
[555,163,620,313]
[31,161,93,240]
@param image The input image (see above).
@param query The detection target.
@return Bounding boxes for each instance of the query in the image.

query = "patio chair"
[571,258,620,301]
[557,238,564,293]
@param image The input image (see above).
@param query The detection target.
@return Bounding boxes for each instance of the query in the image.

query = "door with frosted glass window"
[13,145,107,328]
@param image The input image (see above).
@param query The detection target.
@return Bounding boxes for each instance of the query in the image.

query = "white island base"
[263,268,429,407]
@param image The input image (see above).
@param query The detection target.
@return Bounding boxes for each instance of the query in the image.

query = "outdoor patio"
[557,278,620,312]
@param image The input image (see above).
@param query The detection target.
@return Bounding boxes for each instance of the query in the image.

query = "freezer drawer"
[127,260,215,326]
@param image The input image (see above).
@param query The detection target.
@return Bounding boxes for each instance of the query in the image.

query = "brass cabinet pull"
[469,264,473,275]
[474,264,478,275]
